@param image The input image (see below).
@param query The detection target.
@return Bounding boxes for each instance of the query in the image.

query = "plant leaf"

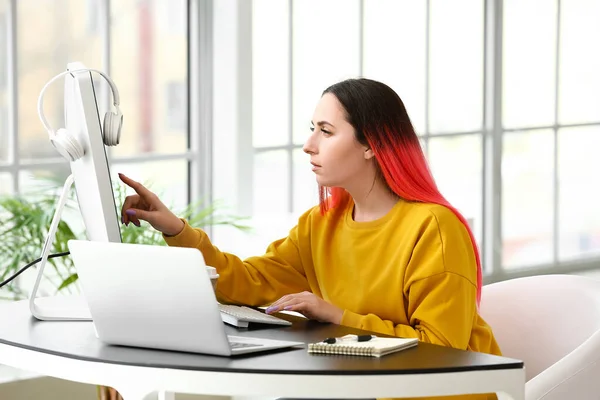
[57,273,79,291]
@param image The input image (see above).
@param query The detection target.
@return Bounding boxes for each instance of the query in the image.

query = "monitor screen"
[64,62,122,243]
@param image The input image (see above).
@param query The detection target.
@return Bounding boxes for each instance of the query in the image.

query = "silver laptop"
[67,240,304,356]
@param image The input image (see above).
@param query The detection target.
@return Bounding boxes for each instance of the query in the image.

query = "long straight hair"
[320,78,482,306]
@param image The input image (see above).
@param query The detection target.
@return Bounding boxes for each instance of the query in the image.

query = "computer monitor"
[65,61,122,244]
[30,62,122,321]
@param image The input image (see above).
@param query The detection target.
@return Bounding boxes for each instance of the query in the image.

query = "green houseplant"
[0,179,250,301]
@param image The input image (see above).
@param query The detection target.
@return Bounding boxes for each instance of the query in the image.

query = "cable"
[0,252,70,289]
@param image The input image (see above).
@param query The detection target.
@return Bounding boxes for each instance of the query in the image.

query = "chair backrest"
[479,274,600,381]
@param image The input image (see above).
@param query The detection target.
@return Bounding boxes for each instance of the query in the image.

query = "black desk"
[0,299,525,399]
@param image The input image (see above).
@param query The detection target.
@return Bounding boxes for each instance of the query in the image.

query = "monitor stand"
[30,295,92,321]
[29,174,92,321]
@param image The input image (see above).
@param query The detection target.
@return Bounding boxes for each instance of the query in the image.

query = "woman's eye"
[309,126,331,135]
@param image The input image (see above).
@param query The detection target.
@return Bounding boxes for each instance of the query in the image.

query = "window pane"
[252,0,290,148]
[110,0,188,157]
[0,5,6,163]
[293,148,318,215]
[502,130,554,268]
[558,126,600,260]
[18,167,85,237]
[19,167,71,194]
[0,6,6,92]
[0,107,7,163]
[503,0,557,129]
[158,0,186,36]
[253,150,289,215]
[558,0,600,125]
[18,0,103,160]
[292,0,360,145]
[113,159,189,213]
[429,0,483,134]
[0,172,12,195]
[428,135,483,247]
[419,138,428,155]
[363,0,426,134]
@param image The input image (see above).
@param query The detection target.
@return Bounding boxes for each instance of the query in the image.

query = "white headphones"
[37,68,123,162]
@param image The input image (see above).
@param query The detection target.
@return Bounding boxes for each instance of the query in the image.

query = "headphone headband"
[37,68,121,134]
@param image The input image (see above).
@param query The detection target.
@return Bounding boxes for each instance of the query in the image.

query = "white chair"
[480,274,600,400]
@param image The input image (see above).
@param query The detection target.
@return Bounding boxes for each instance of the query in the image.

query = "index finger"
[118,173,154,199]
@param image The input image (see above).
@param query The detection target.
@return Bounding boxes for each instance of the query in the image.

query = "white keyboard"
[218,304,292,328]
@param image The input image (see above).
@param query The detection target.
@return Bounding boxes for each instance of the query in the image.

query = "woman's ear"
[364,147,375,160]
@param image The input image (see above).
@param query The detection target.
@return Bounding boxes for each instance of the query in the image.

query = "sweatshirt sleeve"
[163,219,311,306]
[341,208,479,349]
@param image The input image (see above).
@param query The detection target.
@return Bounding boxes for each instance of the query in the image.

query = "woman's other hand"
[265,291,343,324]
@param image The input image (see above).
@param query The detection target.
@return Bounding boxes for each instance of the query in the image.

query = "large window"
[243,0,600,279]
[1,0,599,286]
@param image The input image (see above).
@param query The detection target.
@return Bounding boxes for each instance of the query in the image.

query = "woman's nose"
[303,133,317,155]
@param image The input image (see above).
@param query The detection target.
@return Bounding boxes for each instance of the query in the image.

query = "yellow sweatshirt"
[164,196,502,400]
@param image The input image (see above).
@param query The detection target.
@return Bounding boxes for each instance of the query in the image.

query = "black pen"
[323,334,376,344]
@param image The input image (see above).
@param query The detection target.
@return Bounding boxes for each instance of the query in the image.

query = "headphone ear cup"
[103,111,122,146]
[50,128,84,162]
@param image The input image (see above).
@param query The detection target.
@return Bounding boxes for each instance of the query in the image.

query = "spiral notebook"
[308,336,418,357]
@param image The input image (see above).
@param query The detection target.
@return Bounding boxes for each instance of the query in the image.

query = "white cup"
[206,266,219,291]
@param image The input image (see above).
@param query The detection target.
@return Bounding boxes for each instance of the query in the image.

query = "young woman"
[119,78,501,400]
